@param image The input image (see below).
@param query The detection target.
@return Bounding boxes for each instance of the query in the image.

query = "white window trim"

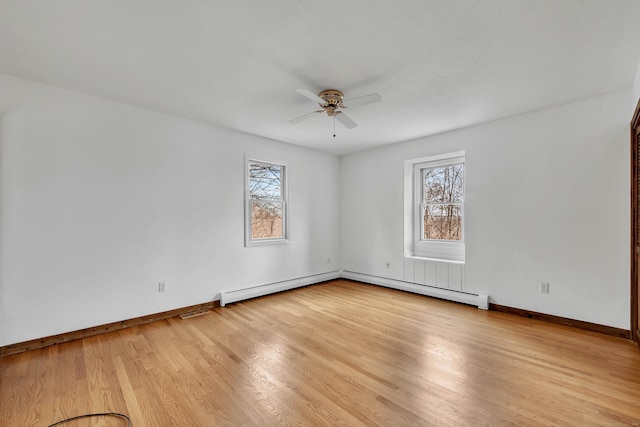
[404,151,465,262]
[244,157,290,247]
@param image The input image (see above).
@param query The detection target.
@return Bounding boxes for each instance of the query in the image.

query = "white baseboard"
[219,271,341,307]
[341,270,489,310]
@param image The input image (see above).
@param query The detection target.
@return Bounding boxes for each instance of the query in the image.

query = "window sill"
[245,238,290,247]
[405,254,465,265]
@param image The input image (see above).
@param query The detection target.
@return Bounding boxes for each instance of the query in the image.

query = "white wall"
[633,59,640,107]
[0,74,340,345]
[0,117,4,346]
[341,91,632,329]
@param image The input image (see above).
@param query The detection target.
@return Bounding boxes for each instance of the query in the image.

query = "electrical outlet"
[158,282,166,293]
[385,261,391,269]
[327,257,331,264]
[540,282,549,293]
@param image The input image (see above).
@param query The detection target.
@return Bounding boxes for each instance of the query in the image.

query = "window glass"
[422,164,463,241]
[246,160,287,244]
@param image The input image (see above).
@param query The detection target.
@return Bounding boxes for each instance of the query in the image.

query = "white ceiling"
[1,1,639,156]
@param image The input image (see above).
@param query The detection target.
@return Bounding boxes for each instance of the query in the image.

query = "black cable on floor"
[48,412,132,426]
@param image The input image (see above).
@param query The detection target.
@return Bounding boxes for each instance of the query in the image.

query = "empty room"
[1,1,640,426]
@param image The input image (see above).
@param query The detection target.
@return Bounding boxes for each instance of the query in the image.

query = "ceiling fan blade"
[296,89,325,104]
[289,110,321,124]
[344,93,382,107]
[335,112,357,129]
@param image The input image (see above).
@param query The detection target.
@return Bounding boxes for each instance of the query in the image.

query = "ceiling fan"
[289,89,381,130]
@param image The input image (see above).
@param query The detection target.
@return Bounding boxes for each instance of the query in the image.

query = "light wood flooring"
[1,279,640,426]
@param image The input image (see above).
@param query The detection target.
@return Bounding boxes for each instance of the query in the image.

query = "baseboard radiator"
[343,268,488,310]
[219,266,488,310]
[219,271,341,307]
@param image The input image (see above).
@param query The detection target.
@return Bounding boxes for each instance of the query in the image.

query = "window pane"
[423,164,463,204]
[249,162,282,201]
[251,201,283,239]
[424,204,462,240]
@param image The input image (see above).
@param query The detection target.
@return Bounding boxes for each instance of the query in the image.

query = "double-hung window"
[245,159,288,246]
[420,162,464,241]
[408,152,465,261]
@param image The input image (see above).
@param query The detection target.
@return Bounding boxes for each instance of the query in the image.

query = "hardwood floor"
[1,279,639,426]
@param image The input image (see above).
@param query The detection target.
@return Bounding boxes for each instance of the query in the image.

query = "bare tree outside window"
[422,164,463,240]
[249,162,285,239]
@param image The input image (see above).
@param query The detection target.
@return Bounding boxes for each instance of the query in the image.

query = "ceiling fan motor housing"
[318,89,344,103]
[318,90,344,116]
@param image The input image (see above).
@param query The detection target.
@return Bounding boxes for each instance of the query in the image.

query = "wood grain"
[1,280,639,426]
[489,303,630,338]
[0,302,219,357]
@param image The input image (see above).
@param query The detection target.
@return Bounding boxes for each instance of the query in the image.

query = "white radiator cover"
[404,256,465,290]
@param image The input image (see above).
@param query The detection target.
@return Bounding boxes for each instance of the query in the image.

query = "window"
[405,152,465,261]
[421,163,464,241]
[245,159,288,246]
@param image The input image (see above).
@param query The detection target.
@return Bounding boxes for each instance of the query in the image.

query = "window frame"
[244,157,289,247]
[409,152,465,262]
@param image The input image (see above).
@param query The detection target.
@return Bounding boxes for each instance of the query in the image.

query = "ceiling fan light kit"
[290,88,381,132]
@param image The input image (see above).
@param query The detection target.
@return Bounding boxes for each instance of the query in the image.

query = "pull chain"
[333,115,336,138]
